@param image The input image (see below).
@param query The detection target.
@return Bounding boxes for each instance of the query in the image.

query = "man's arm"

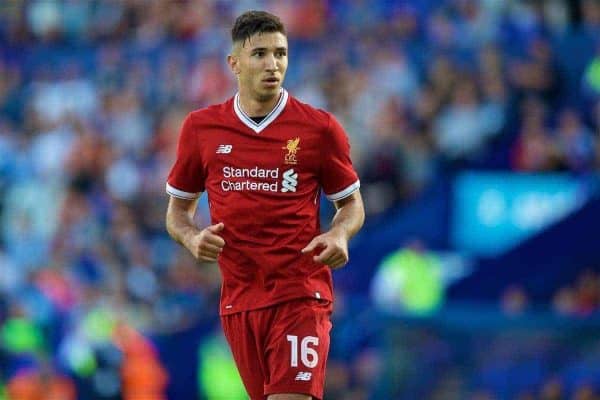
[166,196,225,262]
[301,190,365,269]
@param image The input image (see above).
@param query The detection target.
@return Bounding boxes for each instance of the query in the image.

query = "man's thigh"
[221,299,333,400]
[263,298,332,400]
[221,311,266,399]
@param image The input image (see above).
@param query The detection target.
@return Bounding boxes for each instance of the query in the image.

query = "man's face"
[230,31,288,102]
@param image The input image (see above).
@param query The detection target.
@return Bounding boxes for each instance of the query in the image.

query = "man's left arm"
[301,190,365,269]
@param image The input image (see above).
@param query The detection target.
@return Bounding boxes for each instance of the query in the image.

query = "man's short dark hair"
[231,11,286,46]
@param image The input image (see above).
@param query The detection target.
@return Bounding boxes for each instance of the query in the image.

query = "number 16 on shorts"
[286,335,319,368]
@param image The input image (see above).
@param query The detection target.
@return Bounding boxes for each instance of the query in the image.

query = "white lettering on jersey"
[281,168,298,193]
[287,335,319,368]
[221,180,279,192]
[218,166,301,194]
[223,166,279,179]
[216,144,233,154]
[220,166,280,193]
[295,372,312,381]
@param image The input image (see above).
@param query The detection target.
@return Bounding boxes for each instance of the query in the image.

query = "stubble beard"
[255,87,280,103]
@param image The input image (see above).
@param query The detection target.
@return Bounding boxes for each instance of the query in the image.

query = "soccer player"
[165,10,364,400]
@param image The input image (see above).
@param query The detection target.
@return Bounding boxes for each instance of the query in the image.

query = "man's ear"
[227,54,240,75]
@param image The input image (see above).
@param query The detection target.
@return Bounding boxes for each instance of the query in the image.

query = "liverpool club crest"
[282,137,300,165]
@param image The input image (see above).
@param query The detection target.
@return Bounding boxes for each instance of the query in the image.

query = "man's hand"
[184,222,226,262]
[301,228,349,269]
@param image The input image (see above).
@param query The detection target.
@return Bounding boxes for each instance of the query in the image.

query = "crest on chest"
[282,137,300,165]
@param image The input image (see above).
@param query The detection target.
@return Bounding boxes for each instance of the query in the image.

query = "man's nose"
[264,54,277,71]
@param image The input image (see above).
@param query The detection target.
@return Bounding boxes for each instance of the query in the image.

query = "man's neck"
[237,90,282,117]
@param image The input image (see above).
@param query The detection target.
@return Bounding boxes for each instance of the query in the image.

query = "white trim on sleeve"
[166,183,201,200]
[326,180,360,202]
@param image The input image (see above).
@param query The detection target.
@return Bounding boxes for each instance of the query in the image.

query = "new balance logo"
[216,144,232,154]
[295,372,312,381]
[281,168,298,193]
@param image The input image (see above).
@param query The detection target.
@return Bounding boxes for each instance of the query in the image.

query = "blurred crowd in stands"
[500,267,600,318]
[326,306,600,400]
[0,0,600,398]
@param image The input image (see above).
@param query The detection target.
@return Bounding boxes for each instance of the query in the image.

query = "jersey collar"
[234,88,288,133]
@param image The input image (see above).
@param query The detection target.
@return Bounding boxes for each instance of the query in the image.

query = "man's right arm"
[166,196,225,262]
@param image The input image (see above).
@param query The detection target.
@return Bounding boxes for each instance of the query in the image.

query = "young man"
[165,10,364,400]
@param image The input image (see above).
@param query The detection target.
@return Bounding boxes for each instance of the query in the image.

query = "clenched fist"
[185,222,226,262]
[301,227,349,269]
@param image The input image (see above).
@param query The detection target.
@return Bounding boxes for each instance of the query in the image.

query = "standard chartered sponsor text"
[223,166,279,179]
[221,180,279,192]
[221,166,280,192]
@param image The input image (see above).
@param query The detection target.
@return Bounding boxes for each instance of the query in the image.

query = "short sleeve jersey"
[167,89,360,315]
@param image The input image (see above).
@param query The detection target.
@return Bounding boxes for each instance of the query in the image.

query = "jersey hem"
[219,293,333,316]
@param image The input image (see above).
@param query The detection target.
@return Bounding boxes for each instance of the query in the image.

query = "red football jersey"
[167,89,360,315]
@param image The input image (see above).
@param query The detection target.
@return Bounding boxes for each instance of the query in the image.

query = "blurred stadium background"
[1,0,600,399]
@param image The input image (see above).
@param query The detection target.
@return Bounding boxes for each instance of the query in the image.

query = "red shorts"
[221,298,333,400]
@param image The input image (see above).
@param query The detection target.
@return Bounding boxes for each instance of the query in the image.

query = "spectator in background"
[6,362,76,400]
[500,285,529,315]
[539,378,564,400]
[552,268,600,316]
[554,108,596,171]
[361,97,412,215]
[509,36,561,105]
[197,330,246,400]
[0,60,23,122]
[572,384,599,400]
[572,269,600,315]
[370,239,444,316]
[113,322,168,400]
[553,285,577,316]
[434,77,500,163]
[582,44,600,99]
[368,46,419,101]
[581,0,600,36]
[511,97,559,171]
